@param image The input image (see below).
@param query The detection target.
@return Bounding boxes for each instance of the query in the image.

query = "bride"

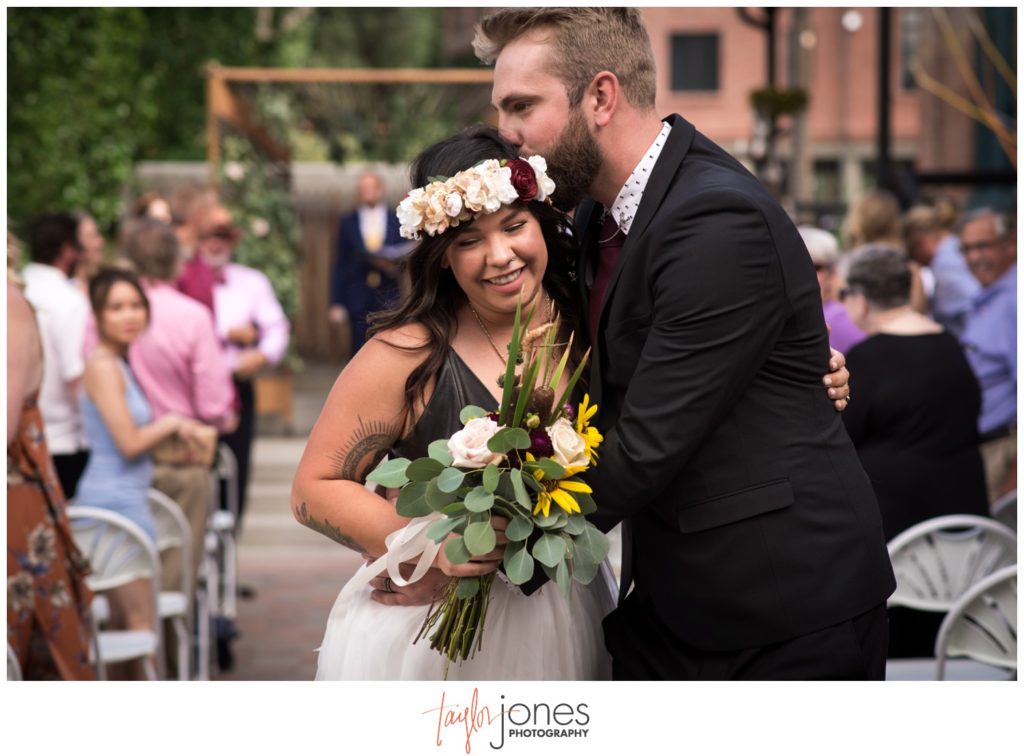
[292,126,617,680]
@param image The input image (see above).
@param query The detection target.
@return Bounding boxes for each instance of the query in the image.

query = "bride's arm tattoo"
[327,415,400,481]
[295,501,364,552]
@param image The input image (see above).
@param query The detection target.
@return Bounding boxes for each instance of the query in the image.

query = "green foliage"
[7,8,158,231]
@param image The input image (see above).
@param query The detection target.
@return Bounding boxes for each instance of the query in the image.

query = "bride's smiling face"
[442,206,548,317]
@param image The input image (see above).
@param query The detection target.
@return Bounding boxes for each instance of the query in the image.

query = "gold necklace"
[469,294,554,365]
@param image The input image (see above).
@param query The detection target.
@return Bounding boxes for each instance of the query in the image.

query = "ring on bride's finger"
[845,395,852,403]
[383,576,395,593]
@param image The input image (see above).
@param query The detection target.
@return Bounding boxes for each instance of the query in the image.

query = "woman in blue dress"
[77,267,204,678]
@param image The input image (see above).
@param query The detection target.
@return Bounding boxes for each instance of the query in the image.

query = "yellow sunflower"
[575,394,603,461]
[526,452,592,517]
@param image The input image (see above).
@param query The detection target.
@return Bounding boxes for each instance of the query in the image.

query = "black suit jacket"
[581,115,895,652]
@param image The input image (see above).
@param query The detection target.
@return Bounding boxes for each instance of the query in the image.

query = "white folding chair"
[148,488,194,680]
[67,505,163,681]
[935,564,1017,680]
[991,490,1016,532]
[210,443,240,619]
[7,643,22,681]
[887,514,1017,613]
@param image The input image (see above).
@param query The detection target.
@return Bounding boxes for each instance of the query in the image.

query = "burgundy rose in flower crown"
[506,158,538,201]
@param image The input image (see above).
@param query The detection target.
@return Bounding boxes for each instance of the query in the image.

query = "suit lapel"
[594,115,696,336]
[573,198,604,311]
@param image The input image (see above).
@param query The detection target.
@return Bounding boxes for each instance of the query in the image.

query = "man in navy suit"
[329,170,404,353]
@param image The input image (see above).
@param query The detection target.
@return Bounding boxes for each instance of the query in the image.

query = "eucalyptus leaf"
[537,458,566,479]
[534,512,560,529]
[505,516,534,542]
[510,468,533,510]
[426,479,458,511]
[464,521,497,556]
[426,515,466,543]
[574,491,597,516]
[464,487,495,513]
[459,405,490,425]
[563,515,587,536]
[574,524,610,563]
[555,558,570,597]
[444,536,472,565]
[503,542,535,585]
[427,439,454,466]
[441,501,468,516]
[364,457,410,487]
[487,427,532,454]
[570,557,601,585]
[482,464,500,493]
[406,457,445,482]
[455,576,480,599]
[395,481,431,517]
[532,533,567,568]
[437,467,466,493]
[523,474,542,492]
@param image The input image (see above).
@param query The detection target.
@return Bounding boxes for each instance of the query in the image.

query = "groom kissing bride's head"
[473,7,657,213]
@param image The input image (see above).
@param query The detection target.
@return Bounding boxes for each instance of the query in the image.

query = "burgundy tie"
[588,213,626,344]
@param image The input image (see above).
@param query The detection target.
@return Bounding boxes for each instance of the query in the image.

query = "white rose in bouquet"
[548,418,589,469]
[448,417,506,469]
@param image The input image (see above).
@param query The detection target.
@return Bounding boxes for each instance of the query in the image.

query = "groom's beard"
[544,107,603,213]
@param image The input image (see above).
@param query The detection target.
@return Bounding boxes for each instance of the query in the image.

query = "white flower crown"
[397,155,556,240]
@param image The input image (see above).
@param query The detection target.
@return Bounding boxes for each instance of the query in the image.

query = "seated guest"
[798,226,865,353]
[119,218,234,606]
[840,244,989,657]
[957,208,1017,505]
[77,267,205,678]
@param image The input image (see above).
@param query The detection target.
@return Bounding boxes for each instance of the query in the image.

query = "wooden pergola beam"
[212,67,494,85]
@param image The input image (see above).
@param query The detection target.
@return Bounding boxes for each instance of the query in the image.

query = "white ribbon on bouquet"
[342,512,445,593]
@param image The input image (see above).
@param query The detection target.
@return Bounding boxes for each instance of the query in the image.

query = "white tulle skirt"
[315,565,616,681]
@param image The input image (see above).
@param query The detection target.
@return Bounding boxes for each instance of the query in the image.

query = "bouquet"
[367,298,608,669]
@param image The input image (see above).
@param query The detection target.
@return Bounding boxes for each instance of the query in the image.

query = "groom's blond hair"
[473,7,657,111]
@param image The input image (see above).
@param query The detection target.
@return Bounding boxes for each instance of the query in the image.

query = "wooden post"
[204,61,223,185]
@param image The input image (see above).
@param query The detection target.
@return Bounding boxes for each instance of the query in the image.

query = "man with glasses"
[958,208,1017,503]
[21,212,92,497]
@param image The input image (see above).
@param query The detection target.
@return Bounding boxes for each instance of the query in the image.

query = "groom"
[468,8,896,680]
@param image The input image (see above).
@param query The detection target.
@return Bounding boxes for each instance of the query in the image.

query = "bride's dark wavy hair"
[368,125,587,424]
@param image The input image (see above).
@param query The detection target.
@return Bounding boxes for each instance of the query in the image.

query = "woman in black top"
[840,244,989,657]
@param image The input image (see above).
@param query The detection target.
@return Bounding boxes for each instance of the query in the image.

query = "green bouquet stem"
[416,572,497,675]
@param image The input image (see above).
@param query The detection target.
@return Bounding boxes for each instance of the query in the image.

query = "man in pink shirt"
[121,218,237,596]
[192,201,290,525]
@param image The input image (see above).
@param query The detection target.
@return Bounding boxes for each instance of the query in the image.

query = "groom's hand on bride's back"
[824,344,851,411]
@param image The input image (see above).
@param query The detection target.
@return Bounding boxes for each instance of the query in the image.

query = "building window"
[900,8,922,90]
[671,34,720,91]
[813,159,842,203]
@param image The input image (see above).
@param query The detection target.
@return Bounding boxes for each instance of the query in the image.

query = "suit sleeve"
[587,189,792,531]
[330,219,350,308]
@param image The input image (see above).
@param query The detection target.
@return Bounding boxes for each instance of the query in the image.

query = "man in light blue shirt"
[958,208,1016,503]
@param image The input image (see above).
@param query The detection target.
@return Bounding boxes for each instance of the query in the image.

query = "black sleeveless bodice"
[391,349,500,460]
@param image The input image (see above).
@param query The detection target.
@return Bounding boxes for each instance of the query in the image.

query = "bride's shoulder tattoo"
[295,501,364,553]
[328,415,400,482]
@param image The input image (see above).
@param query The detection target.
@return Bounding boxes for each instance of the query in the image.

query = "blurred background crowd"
[6,6,1017,681]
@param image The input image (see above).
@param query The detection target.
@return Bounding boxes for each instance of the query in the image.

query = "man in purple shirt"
[192,201,290,524]
[119,218,237,598]
[958,208,1017,503]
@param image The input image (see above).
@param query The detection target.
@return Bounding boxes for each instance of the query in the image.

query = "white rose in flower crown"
[548,418,589,469]
[398,191,426,239]
[443,191,464,218]
[448,417,506,469]
[527,155,556,201]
